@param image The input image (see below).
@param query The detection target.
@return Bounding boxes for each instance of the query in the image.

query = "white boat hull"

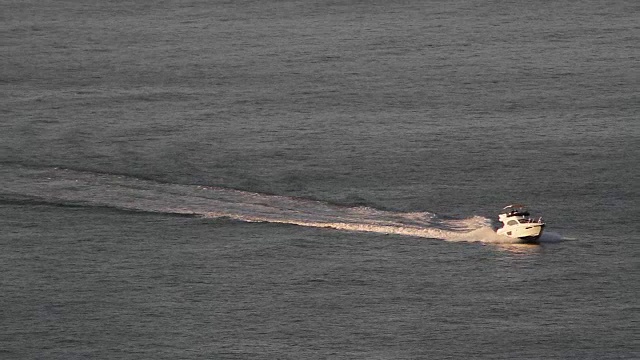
[497,223,545,242]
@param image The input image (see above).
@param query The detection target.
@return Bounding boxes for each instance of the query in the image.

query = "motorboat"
[496,204,545,243]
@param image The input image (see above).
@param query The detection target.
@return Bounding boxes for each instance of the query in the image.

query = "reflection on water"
[494,242,544,255]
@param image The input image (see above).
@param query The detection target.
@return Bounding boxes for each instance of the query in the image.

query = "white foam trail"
[0,165,553,244]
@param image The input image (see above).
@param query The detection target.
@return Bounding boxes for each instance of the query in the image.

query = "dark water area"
[1,0,638,358]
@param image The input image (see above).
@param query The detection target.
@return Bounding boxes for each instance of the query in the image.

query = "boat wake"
[0,164,549,244]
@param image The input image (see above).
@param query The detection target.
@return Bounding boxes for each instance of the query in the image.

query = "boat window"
[518,219,530,224]
[507,220,518,226]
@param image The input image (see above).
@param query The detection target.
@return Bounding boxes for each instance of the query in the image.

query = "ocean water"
[1,0,638,359]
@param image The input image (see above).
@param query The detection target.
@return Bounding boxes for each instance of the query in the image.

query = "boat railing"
[518,217,544,224]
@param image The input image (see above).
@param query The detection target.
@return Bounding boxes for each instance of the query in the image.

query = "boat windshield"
[507,211,530,217]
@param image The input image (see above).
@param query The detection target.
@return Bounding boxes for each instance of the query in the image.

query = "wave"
[0,164,541,244]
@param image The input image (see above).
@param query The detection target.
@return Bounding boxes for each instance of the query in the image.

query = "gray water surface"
[2,0,638,358]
